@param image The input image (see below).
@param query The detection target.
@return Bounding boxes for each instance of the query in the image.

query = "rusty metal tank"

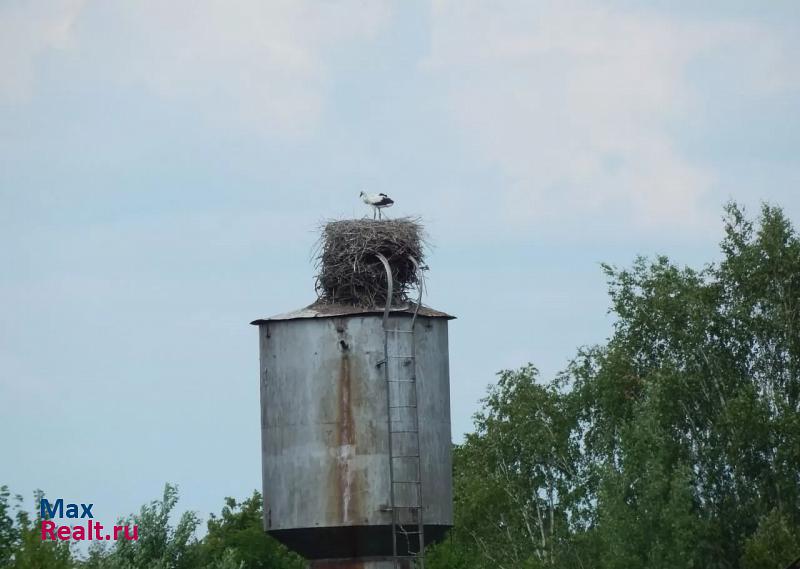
[251,301,454,562]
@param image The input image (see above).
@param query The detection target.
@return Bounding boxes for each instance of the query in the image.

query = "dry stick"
[314,218,426,306]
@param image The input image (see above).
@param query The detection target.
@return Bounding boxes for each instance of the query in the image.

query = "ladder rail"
[375,253,426,569]
[407,255,425,566]
[406,255,425,564]
[375,253,399,563]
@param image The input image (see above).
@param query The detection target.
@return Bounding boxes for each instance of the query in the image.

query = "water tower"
[252,219,454,568]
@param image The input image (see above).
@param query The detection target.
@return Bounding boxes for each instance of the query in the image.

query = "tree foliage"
[0,488,75,569]
[0,485,302,569]
[431,202,800,569]
[195,491,303,569]
[91,483,201,569]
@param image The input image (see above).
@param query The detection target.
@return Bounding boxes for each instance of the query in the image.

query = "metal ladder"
[376,254,425,569]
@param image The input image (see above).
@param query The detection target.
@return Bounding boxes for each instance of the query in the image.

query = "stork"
[360,191,394,219]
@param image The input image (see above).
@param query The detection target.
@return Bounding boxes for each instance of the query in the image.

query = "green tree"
[81,486,302,569]
[572,203,800,567]
[742,509,800,569]
[8,490,75,569]
[436,202,800,569]
[93,483,201,569]
[196,491,303,569]
[0,486,20,566]
[430,365,583,569]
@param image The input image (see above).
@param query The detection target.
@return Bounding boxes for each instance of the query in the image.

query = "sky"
[2,0,800,537]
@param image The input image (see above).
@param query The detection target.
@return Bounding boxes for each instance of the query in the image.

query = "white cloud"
[0,0,86,101]
[1,1,392,136]
[425,0,798,229]
[101,1,392,136]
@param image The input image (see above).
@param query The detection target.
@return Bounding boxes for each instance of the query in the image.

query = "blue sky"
[2,0,799,534]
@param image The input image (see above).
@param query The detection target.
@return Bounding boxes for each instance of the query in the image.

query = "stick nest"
[314,217,427,307]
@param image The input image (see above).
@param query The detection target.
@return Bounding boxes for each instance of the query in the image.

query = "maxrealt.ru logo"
[40,499,138,542]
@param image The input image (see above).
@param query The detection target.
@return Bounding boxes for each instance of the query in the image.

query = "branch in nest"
[313,217,428,307]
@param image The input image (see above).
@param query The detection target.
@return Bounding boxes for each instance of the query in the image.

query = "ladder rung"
[386,321,425,567]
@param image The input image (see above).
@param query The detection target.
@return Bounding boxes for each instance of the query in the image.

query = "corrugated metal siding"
[259,313,453,533]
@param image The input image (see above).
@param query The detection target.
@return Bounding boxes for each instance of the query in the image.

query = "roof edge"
[250,301,455,324]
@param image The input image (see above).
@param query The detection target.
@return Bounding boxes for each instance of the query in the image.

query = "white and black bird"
[359,191,394,219]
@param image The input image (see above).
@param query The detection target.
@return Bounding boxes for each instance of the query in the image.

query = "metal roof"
[250,300,455,324]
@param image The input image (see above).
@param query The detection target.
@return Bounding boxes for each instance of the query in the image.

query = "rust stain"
[328,319,363,526]
[338,353,355,523]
